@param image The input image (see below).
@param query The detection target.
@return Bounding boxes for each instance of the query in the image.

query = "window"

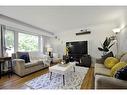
[5,30,14,56]
[18,33,39,51]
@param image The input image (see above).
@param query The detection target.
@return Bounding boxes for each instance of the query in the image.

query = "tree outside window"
[18,33,39,51]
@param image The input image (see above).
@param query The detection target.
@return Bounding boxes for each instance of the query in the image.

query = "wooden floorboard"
[0,66,94,89]
[81,67,94,89]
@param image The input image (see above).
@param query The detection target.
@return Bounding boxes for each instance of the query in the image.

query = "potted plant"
[65,46,70,56]
[98,37,115,56]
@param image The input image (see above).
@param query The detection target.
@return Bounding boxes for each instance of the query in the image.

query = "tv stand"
[76,55,91,67]
[68,54,84,62]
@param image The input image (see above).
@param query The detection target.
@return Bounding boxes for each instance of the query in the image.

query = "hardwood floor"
[0,66,94,89]
[81,67,94,89]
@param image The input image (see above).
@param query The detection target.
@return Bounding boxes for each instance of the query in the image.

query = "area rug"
[25,66,89,89]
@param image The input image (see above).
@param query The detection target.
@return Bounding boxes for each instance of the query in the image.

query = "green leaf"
[108,42,115,49]
[98,47,104,51]
[103,47,109,52]
[98,37,114,52]
[103,37,108,47]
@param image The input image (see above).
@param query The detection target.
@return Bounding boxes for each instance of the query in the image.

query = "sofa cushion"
[16,52,30,63]
[120,53,127,63]
[111,62,127,76]
[104,57,119,69]
[95,67,111,76]
[117,52,127,60]
[29,52,44,60]
[115,66,127,81]
[25,60,44,68]
[95,63,105,68]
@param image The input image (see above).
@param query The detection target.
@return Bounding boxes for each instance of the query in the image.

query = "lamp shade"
[47,47,53,52]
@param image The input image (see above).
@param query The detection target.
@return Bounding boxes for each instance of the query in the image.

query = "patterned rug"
[25,66,89,89]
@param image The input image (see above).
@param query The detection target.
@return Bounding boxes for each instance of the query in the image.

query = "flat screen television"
[66,41,88,55]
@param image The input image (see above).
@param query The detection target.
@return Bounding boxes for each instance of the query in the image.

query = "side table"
[0,57,13,79]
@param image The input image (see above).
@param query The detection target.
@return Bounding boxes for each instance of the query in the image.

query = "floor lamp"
[112,28,121,56]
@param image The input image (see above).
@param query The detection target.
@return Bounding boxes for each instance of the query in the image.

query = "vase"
[101,51,108,57]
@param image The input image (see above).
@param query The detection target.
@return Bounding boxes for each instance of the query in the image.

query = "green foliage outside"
[18,33,39,51]
[5,30,39,51]
[5,30,14,49]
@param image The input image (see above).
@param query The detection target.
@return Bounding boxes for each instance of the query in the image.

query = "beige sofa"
[12,52,51,77]
[95,59,127,89]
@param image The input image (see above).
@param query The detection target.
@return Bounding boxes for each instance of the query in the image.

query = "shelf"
[76,31,91,35]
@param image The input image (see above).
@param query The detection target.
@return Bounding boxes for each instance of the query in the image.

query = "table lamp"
[47,47,53,57]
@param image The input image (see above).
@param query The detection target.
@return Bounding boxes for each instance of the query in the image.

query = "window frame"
[18,32,40,52]
[4,27,43,53]
[4,29,15,56]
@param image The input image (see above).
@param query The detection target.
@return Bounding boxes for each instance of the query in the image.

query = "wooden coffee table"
[49,62,76,85]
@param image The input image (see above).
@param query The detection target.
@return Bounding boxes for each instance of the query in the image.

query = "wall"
[43,36,54,54]
[50,22,118,58]
[114,14,127,55]
[119,26,127,53]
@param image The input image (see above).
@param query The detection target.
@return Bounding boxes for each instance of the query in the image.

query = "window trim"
[18,32,40,52]
[5,27,43,53]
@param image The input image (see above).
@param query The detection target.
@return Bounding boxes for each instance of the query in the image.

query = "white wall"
[119,26,127,53]
[50,22,118,58]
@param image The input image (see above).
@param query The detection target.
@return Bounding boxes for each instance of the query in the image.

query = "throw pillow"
[17,52,30,63]
[114,66,127,81]
[120,53,127,63]
[110,62,127,76]
[104,57,119,69]
[101,51,114,64]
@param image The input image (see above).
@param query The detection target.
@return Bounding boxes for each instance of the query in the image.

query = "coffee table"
[49,62,76,85]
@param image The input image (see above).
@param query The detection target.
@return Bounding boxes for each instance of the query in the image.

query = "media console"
[66,41,88,62]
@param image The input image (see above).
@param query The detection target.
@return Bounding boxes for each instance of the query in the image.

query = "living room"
[0,5,127,91]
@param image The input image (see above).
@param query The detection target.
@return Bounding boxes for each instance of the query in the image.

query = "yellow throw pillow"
[110,62,127,76]
[104,57,119,69]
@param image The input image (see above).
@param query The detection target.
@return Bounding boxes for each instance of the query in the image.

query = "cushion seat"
[95,63,105,68]
[25,60,44,68]
[95,67,111,76]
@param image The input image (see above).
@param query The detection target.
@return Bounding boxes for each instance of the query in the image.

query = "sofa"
[52,53,62,63]
[12,52,51,77]
[95,52,127,89]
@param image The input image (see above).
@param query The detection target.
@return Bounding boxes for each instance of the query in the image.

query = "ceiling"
[0,6,126,34]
